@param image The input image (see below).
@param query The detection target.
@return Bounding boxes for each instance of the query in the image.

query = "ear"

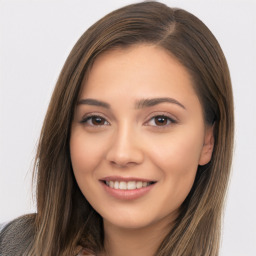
[199,124,215,166]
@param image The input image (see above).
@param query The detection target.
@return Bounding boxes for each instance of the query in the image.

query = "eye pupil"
[92,117,104,125]
[155,116,168,126]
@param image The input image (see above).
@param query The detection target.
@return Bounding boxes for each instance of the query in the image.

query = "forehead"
[80,44,197,104]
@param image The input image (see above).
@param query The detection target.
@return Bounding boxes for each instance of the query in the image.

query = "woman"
[0,1,234,255]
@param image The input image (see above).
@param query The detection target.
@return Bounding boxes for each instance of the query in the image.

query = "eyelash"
[80,114,110,127]
[146,114,177,127]
[80,113,177,128]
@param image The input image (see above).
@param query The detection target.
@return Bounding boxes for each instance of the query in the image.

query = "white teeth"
[142,182,147,187]
[136,181,142,189]
[110,181,114,188]
[106,180,153,190]
[114,181,119,189]
[127,181,136,189]
[119,181,127,190]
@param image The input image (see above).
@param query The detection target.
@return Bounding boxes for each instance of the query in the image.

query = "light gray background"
[1,0,256,255]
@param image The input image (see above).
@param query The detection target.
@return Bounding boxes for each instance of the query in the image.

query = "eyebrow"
[77,97,185,110]
[77,98,110,109]
[135,97,186,109]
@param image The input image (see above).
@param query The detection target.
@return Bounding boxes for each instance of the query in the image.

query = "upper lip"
[100,176,156,182]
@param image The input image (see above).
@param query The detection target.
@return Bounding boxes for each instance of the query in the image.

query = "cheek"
[69,130,107,209]
[150,129,204,172]
[147,128,204,203]
[70,129,105,182]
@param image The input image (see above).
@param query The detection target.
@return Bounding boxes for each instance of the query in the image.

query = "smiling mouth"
[103,180,156,190]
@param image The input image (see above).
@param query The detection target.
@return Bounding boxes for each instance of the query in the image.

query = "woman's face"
[70,44,214,230]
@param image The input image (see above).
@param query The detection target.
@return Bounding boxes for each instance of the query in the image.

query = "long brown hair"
[29,1,234,255]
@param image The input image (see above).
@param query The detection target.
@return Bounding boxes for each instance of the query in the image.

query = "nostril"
[109,160,137,168]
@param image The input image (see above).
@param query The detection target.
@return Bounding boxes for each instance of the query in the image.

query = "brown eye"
[81,115,109,126]
[154,116,168,126]
[91,116,106,125]
[146,115,176,127]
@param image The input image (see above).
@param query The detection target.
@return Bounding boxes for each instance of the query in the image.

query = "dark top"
[0,214,95,256]
[0,214,35,256]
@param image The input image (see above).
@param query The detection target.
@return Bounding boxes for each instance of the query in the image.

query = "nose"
[105,124,144,168]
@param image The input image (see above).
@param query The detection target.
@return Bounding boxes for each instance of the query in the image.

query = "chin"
[101,207,176,231]
[104,216,154,230]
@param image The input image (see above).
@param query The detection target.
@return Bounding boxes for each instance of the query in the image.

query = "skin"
[70,44,214,256]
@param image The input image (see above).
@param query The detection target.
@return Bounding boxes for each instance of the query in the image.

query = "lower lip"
[101,182,156,200]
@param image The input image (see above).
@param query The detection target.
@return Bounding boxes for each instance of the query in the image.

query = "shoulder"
[0,222,8,232]
[0,214,36,256]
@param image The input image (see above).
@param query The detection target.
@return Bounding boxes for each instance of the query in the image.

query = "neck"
[102,218,174,256]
